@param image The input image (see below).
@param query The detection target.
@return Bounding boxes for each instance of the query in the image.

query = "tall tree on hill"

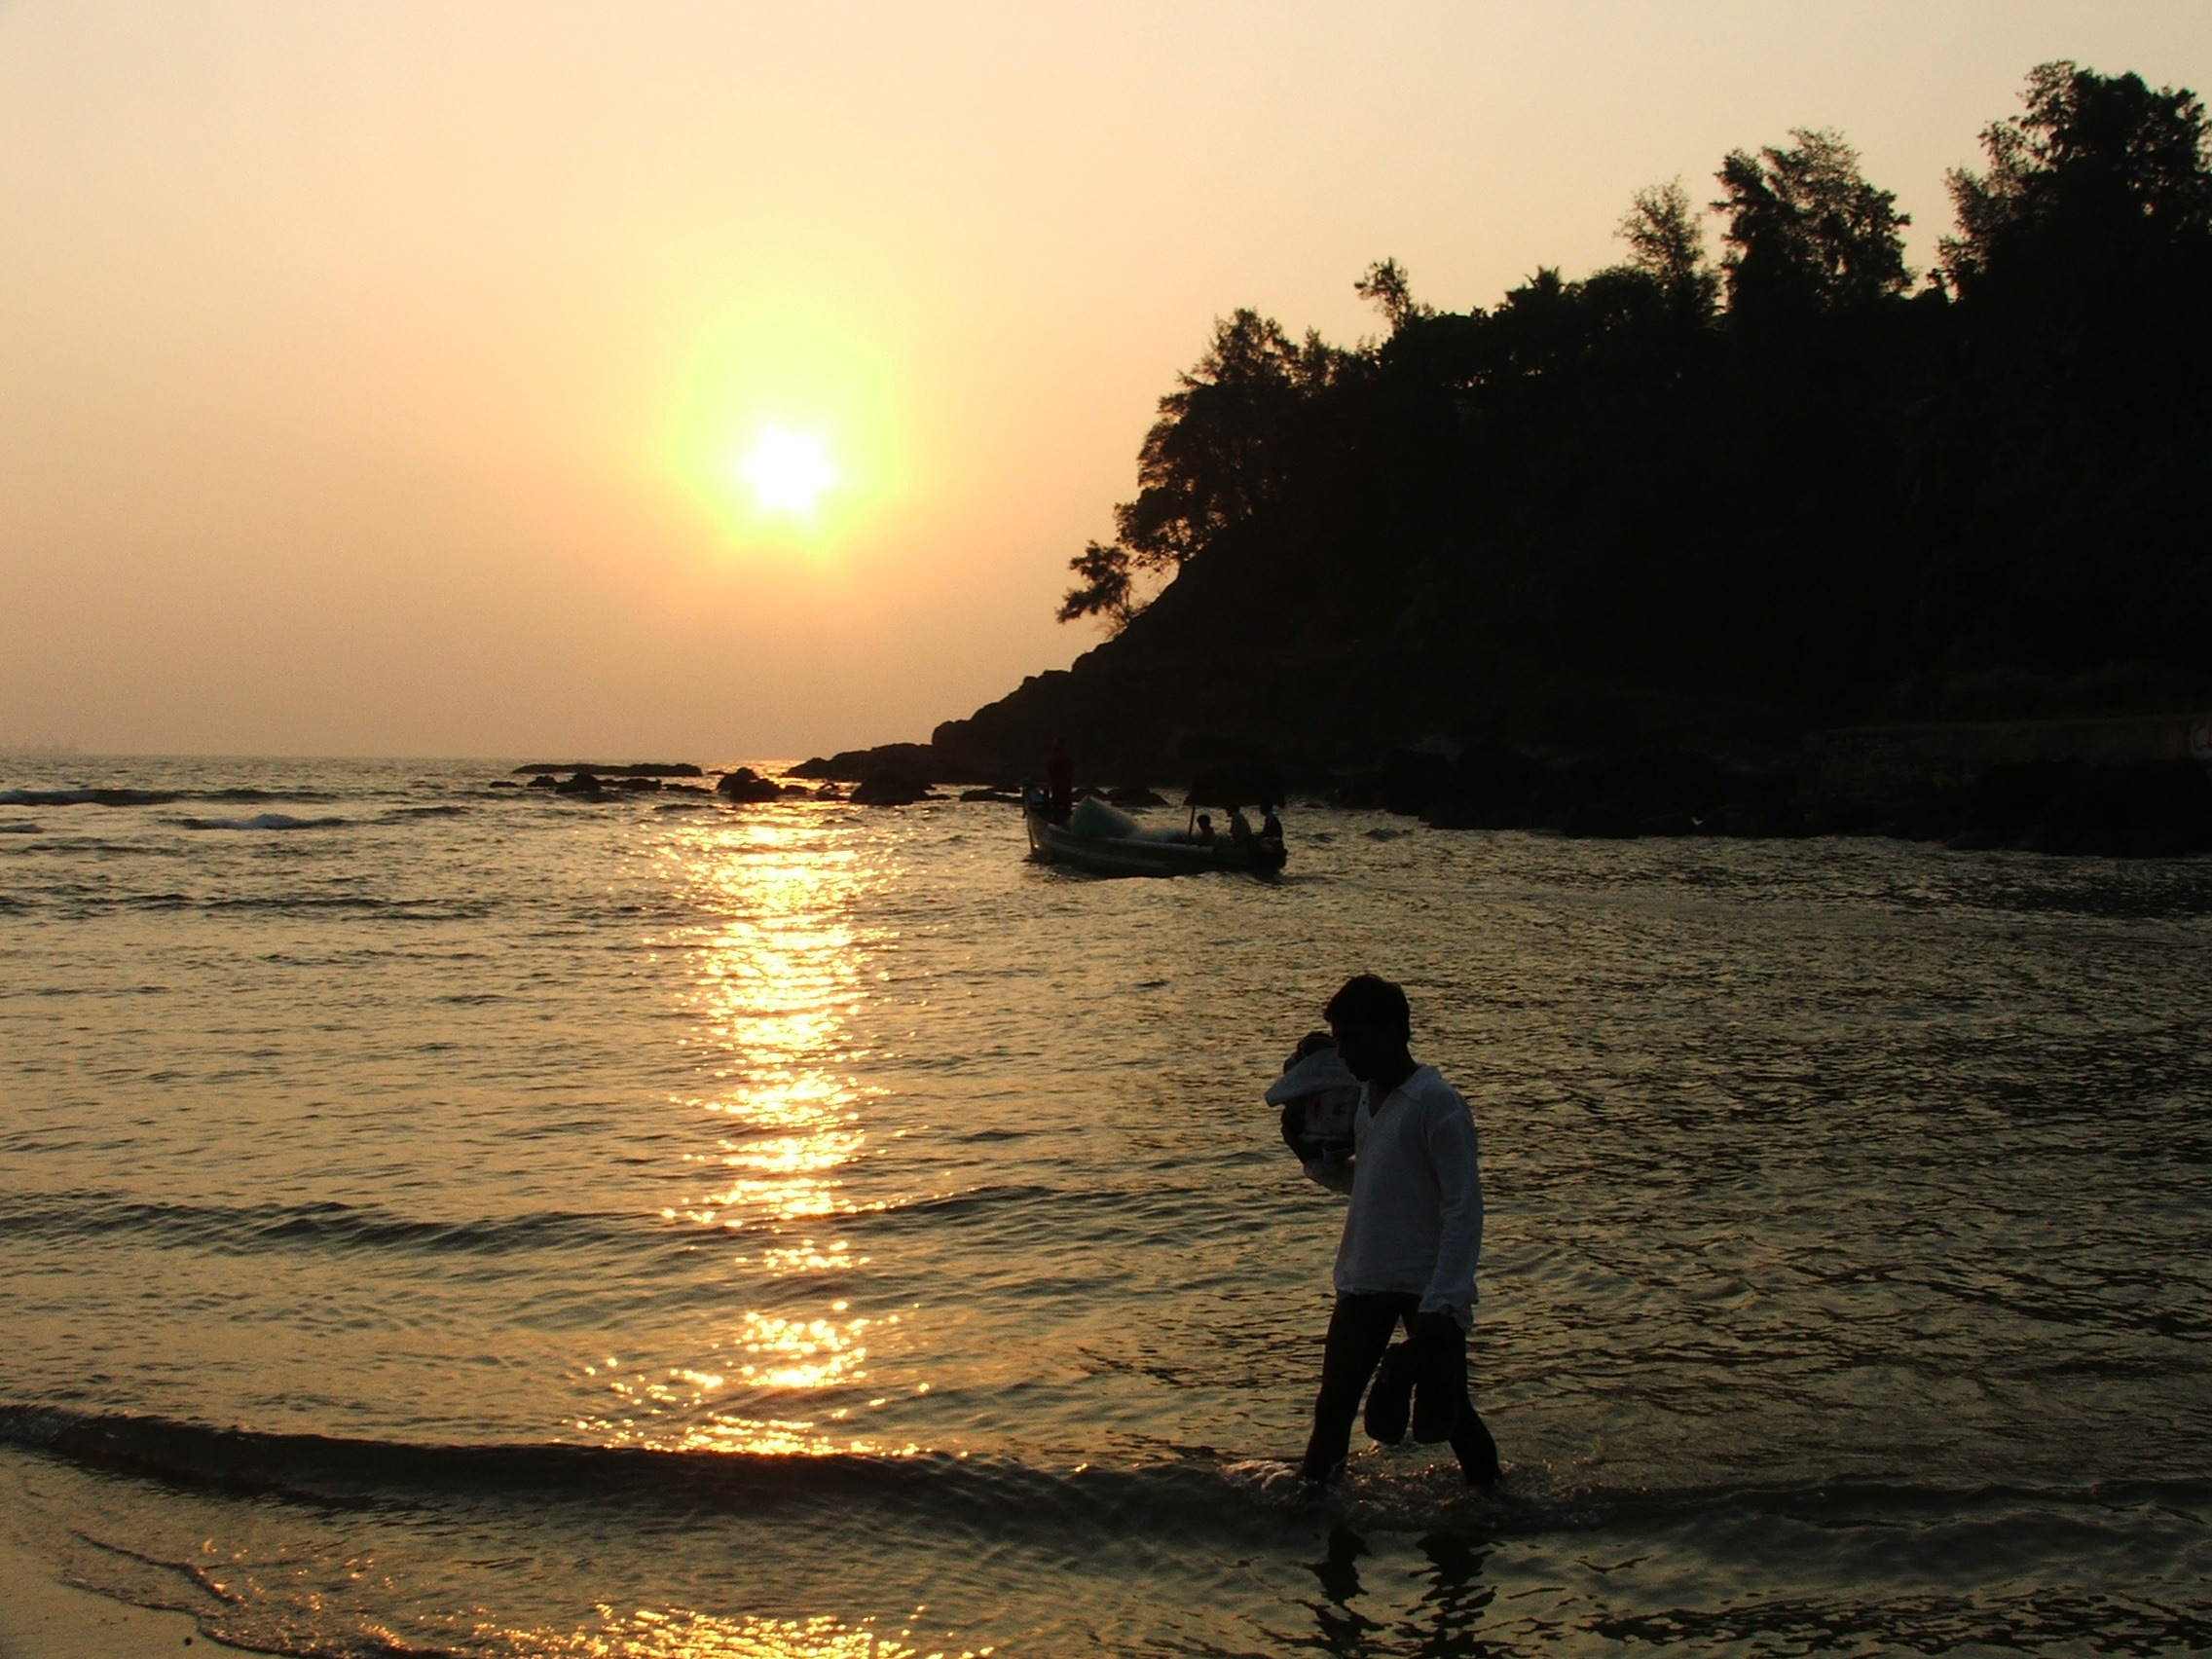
[1941,58,2212,426]
[1919,62,2212,687]
[1944,61,2211,297]
[1354,257,1434,332]
[1714,129,1912,315]
[1040,64,2212,737]
[1617,179,1720,320]
[1058,309,1347,628]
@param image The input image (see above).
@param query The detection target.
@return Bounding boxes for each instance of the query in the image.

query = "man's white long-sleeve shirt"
[1307,1064,1485,1329]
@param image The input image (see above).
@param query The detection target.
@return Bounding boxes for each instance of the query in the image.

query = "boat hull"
[1023,807,1284,877]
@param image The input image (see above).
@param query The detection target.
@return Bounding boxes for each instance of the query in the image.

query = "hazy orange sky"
[4,2,2208,760]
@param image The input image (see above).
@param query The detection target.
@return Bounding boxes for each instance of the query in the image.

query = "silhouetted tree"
[1059,309,1348,626]
[1617,179,1719,318]
[1715,129,1911,315]
[1055,539,1136,629]
[1938,57,2212,433]
[1907,62,2212,691]
[1045,63,2212,736]
[1944,61,2212,295]
[1354,258,1433,331]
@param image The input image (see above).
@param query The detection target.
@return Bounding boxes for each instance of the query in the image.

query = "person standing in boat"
[1292,974,1501,1492]
[1046,738,1074,824]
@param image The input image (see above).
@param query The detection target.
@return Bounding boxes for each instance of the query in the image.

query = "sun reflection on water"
[515,1604,989,1658]
[585,810,916,1456]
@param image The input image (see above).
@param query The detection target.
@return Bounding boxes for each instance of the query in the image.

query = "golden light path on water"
[544,811,986,1657]
[509,1604,990,1659]
[583,811,926,1462]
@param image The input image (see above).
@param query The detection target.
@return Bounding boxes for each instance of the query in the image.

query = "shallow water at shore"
[3,756,2209,1656]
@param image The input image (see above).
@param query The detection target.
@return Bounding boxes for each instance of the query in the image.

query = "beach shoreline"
[0,1527,203,1659]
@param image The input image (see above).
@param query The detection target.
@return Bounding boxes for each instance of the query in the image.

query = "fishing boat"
[1022,791,1286,877]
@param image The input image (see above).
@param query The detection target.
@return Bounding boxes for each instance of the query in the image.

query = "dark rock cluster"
[1895,761,2212,856]
[850,773,938,806]
[1330,745,1809,839]
[1106,784,1168,807]
[514,762,703,777]
[1331,747,2212,854]
[548,771,668,798]
[494,731,2212,855]
[715,767,788,803]
[791,743,940,784]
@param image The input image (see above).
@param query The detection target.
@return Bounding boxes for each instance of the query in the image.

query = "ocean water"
[3,756,2210,1658]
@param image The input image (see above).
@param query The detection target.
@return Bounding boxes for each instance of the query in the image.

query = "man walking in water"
[1290,974,1501,1490]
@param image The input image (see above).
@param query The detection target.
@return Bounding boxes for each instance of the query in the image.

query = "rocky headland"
[789,65,2212,857]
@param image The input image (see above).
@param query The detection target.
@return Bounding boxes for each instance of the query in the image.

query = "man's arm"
[1418,1098,1484,1321]
[1281,1100,1353,1193]
[1280,1101,1354,1193]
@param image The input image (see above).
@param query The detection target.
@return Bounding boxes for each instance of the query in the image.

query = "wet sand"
[0,1530,202,1659]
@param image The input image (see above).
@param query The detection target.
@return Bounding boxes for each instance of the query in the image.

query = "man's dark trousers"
[1300,1290,1499,1486]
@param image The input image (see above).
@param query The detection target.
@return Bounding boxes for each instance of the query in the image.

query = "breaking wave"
[6,1404,2208,1556]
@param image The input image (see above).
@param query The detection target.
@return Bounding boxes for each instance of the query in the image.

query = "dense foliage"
[1056,64,2212,743]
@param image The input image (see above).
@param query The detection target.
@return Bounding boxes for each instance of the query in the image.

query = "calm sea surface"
[3,756,2209,1658]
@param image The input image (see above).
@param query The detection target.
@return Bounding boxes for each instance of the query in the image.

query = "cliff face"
[920,513,1825,790]
[929,524,1359,787]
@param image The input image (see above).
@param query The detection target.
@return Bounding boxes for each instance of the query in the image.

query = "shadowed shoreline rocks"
[782,716,2212,855]
[514,762,702,777]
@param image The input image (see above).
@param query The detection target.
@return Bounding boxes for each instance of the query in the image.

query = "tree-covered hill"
[915,64,2212,790]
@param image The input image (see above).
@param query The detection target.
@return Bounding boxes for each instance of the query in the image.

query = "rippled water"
[3,756,2209,1657]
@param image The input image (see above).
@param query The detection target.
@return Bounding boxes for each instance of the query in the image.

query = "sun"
[738,427,834,516]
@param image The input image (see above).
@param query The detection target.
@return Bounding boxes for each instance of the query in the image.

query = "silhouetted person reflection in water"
[1287,974,1500,1491]
[1047,738,1074,824]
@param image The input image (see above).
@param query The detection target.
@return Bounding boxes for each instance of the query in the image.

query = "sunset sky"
[4,1,2208,760]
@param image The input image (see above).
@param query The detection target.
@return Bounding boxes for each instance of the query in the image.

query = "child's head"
[1283,1029,1338,1072]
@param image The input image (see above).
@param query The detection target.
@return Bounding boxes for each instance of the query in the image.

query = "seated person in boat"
[1261,805,1284,846]
[1194,813,1216,846]
[1228,805,1255,844]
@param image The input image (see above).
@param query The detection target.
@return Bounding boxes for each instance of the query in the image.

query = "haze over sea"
[3,756,2209,1658]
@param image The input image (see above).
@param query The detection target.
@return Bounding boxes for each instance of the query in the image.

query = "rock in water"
[716,767,786,803]
[790,743,940,783]
[513,761,703,777]
[851,773,932,806]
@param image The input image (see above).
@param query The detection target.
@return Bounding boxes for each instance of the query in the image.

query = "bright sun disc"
[739,428,833,515]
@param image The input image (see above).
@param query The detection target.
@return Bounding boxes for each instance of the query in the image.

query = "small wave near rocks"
[182,812,349,830]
